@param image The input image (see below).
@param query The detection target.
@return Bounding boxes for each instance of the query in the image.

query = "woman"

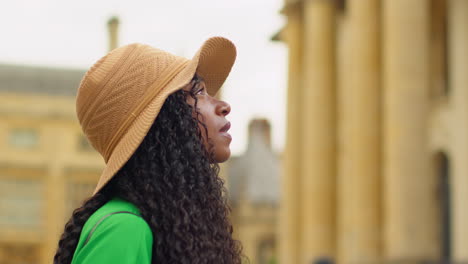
[53,37,243,263]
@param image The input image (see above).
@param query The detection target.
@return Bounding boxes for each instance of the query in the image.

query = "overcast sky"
[0,0,287,155]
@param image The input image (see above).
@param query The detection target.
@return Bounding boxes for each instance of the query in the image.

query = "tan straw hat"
[76,37,236,195]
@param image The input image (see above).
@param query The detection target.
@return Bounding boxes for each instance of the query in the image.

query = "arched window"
[257,236,276,264]
[430,0,449,97]
[435,152,451,261]
[336,0,346,13]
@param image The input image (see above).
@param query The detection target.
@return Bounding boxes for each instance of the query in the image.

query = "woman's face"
[185,79,232,163]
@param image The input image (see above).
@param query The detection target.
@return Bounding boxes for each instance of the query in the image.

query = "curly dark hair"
[54,75,244,264]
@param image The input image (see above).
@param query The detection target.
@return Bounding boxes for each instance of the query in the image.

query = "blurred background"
[0,0,467,264]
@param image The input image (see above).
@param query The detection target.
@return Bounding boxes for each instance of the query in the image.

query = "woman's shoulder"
[91,197,142,218]
[85,208,151,242]
[81,197,149,238]
[72,197,153,263]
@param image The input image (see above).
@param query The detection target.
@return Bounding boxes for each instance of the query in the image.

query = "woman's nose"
[217,100,231,116]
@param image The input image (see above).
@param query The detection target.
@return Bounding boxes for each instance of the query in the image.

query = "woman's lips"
[220,122,232,141]
[220,122,231,133]
[221,132,232,141]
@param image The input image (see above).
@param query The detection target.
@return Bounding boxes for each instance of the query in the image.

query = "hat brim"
[92,36,236,195]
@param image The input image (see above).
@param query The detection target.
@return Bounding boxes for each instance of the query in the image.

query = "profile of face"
[184,76,232,163]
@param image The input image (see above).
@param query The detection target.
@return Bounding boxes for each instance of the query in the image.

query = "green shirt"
[71,197,153,264]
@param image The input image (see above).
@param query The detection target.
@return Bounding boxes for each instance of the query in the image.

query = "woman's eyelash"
[195,87,205,94]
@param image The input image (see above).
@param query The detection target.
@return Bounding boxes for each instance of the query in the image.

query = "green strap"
[83,211,142,246]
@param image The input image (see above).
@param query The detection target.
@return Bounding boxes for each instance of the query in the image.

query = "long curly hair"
[54,75,243,264]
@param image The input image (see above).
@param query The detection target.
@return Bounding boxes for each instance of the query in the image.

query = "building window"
[257,237,277,264]
[78,135,94,152]
[430,0,449,97]
[336,0,346,12]
[0,243,40,264]
[8,129,39,149]
[66,180,95,218]
[0,178,44,229]
[435,152,451,261]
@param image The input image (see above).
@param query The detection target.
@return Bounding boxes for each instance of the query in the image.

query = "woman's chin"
[214,148,231,163]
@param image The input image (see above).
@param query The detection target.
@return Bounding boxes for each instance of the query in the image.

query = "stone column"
[338,0,382,263]
[107,16,120,52]
[336,10,352,264]
[335,3,351,137]
[279,3,303,264]
[448,0,468,261]
[383,0,438,261]
[42,126,67,264]
[301,0,336,262]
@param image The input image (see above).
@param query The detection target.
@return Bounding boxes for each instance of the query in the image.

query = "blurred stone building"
[0,64,102,264]
[0,17,117,264]
[275,0,468,263]
[228,119,280,264]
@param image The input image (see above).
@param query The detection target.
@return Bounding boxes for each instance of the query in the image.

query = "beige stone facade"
[277,0,468,263]
[228,119,280,264]
[0,17,119,264]
[0,66,102,264]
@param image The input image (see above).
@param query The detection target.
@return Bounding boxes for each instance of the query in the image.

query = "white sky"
[0,0,287,155]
